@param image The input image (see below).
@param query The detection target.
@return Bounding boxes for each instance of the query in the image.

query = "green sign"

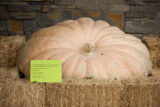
[30,60,62,83]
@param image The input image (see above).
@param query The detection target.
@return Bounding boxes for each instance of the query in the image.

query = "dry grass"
[46,68,160,107]
[0,67,45,107]
[142,36,160,68]
[0,35,25,67]
[0,68,160,107]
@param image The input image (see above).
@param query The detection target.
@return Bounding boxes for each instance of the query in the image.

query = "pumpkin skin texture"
[16,17,152,80]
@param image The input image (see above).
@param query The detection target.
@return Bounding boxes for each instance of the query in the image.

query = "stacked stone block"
[0,0,159,39]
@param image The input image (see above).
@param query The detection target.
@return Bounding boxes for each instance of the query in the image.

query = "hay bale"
[0,67,160,107]
[142,36,160,68]
[120,69,160,107]
[0,35,25,67]
[0,67,19,84]
[0,67,20,94]
[46,80,124,107]
[46,69,160,107]
[0,81,45,107]
[0,67,45,107]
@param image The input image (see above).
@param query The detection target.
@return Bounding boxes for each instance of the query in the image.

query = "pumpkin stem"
[81,43,95,55]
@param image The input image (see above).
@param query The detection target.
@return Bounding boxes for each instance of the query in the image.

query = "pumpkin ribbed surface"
[16,17,152,80]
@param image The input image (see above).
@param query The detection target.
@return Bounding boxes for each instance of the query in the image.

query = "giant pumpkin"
[16,17,152,80]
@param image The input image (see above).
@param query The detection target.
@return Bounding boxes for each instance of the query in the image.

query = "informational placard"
[30,60,62,83]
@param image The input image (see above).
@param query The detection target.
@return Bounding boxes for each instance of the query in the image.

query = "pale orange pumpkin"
[16,17,152,80]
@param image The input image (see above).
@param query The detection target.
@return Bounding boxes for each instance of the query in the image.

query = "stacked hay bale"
[142,36,160,69]
[120,69,160,107]
[0,68,160,107]
[0,67,19,83]
[46,79,124,107]
[0,35,25,67]
[46,69,160,107]
[0,36,45,107]
[0,67,45,107]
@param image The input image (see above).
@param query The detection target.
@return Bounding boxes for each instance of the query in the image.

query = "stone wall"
[0,0,159,39]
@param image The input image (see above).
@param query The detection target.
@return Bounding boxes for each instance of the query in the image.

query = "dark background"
[0,0,160,40]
